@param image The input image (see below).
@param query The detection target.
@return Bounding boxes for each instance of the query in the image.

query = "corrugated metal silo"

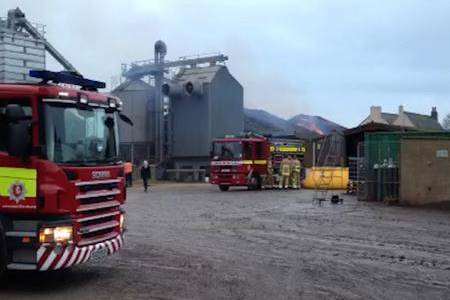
[164,65,243,169]
[0,16,45,82]
[112,79,156,164]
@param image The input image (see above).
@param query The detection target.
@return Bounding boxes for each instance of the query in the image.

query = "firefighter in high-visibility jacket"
[279,156,291,189]
[265,157,274,189]
[291,157,301,189]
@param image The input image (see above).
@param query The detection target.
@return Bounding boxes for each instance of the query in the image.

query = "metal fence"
[356,141,400,202]
[119,142,155,166]
[165,169,207,182]
[348,157,359,181]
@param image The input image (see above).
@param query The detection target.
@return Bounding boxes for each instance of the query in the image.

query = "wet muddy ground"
[1,183,449,299]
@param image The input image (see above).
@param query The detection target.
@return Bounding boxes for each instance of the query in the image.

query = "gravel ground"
[1,183,450,300]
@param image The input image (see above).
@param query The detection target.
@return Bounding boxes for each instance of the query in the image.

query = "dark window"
[0,99,32,152]
[255,142,265,159]
[44,104,119,164]
[243,143,253,159]
[212,142,242,159]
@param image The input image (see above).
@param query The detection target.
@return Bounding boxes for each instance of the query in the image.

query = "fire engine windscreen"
[44,104,119,164]
[212,142,242,160]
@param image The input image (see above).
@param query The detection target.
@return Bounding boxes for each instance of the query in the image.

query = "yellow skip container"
[302,167,349,190]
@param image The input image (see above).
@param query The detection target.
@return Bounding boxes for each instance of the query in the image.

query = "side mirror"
[6,104,31,158]
[119,113,134,126]
[105,116,115,128]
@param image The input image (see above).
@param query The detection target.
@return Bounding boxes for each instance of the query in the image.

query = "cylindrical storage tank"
[303,167,349,190]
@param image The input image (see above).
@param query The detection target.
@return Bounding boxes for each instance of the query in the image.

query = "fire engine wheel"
[219,185,230,192]
[0,223,7,281]
[248,175,262,191]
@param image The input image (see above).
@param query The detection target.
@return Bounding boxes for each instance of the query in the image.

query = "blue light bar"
[29,70,106,90]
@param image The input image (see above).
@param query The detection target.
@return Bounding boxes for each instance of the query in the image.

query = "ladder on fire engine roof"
[312,134,343,204]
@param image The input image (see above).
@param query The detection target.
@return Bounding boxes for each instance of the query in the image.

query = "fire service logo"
[8,181,27,203]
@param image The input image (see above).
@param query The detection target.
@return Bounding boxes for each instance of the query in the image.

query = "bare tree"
[442,113,450,130]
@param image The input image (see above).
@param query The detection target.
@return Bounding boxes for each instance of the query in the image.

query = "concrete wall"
[400,139,450,205]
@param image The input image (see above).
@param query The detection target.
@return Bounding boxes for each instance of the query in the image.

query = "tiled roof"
[404,112,443,130]
[366,110,443,131]
[381,113,398,125]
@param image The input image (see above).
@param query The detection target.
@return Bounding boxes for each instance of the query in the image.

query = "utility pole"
[153,41,166,164]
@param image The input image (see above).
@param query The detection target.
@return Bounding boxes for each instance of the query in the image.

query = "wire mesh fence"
[348,157,359,181]
[356,141,400,202]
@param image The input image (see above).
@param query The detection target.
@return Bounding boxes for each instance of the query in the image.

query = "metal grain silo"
[0,10,45,82]
[112,79,156,165]
[163,65,243,169]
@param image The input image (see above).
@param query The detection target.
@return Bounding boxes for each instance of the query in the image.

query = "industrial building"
[164,65,243,170]
[0,8,78,83]
[2,7,245,180]
[114,41,243,179]
[0,9,45,82]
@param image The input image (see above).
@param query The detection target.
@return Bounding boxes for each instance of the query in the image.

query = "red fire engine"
[210,134,305,191]
[0,70,131,275]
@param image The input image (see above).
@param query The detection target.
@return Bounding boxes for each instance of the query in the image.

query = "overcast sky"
[2,0,450,127]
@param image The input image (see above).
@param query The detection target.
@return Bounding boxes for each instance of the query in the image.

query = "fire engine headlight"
[108,98,117,108]
[119,214,125,231]
[54,227,73,243]
[39,226,73,244]
[79,95,89,104]
[116,99,123,111]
